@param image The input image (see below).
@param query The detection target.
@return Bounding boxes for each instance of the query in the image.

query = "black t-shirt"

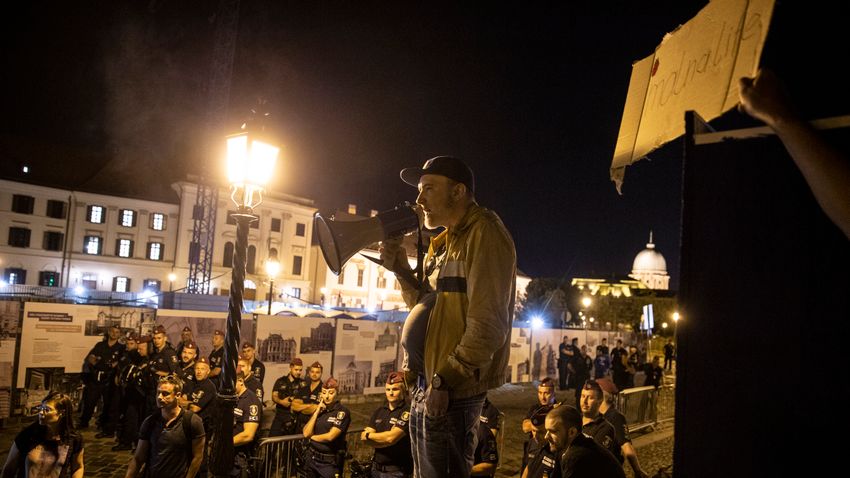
[642,364,663,388]
[560,434,625,478]
[184,378,217,418]
[602,407,631,457]
[581,415,621,463]
[249,360,265,383]
[368,400,411,471]
[178,362,196,383]
[208,347,224,386]
[13,422,83,477]
[295,381,322,427]
[139,410,205,478]
[86,339,125,380]
[309,401,351,454]
[473,419,498,475]
[244,375,264,403]
[480,399,501,432]
[233,389,262,452]
[596,344,610,357]
[272,375,305,412]
[150,344,179,375]
[611,347,627,371]
[526,444,561,478]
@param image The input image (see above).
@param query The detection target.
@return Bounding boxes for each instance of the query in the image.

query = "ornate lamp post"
[209,128,278,477]
[265,257,280,315]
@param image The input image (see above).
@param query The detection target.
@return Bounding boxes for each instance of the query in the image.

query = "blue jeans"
[409,386,486,478]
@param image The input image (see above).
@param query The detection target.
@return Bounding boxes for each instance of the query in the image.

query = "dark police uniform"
[244,374,264,404]
[368,399,412,477]
[522,403,553,473]
[305,401,351,478]
[295,381,323,430]
[270,375,306,436]
[80,337,124,428]
[581,415,622,463]
[525,445,561,478]
[233,388,262,476]
[208,347,224,388]
[178,361,196,384]
[115,348,147,449]
[602,407,631,465]
[472,416,498,477]
[248,359,266,384]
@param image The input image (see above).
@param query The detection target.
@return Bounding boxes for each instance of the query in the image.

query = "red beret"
[137,335,153,343]
[196,357,209,365]
[538,377,555,389]
[126,333,139,341]
[213,330,224,336]
[153,325,167,335]
[290,357,303,367]
[324,377,339,390]
[242,342,254,349]
[596,377,618,394]
[386,371,404,385]
[183,341,197,350]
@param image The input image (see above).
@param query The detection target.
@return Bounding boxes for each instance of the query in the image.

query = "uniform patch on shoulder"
[249,405,259,416]
[337,411,346,420]
[171,355,178,363]
[401,411,410,421]
[602,436,613,448]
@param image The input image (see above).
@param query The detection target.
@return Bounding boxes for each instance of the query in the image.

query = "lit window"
[377,271,386,289]
[84,236,102,255]
[144,279,161,292]
[148,242,163,261]
[82,273,97,289]
[151,213,165,231]
[113,276,130,292]
[88,205,105,223]
[5,268,27,285]
[117,239,134,258]
[120,209,136,227]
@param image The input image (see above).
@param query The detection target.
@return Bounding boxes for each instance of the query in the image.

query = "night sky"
[2,1,845,285]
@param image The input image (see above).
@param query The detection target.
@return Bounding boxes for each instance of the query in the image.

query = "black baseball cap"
[400,156,474,193]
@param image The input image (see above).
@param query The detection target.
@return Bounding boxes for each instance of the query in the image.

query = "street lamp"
[673,312,680,341]
[168,272,177,292]
[581,296,592,308]
[209,128,278,477]
[265,258,280,315]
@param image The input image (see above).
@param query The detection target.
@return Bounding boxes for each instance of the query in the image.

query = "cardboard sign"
[611,0,775,192]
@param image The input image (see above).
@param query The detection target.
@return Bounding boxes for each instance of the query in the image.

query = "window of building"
[144,279,161,292]
[150,213,166,231]
[357,268,364,287]
[247,245,257,274]
[292,255,303,276]
[11,195,34,214]
[295,223,306,237]
[377,271,386,289]
[82,273,97,290]
[271,218,281,232]
[39,271,60,287]
[83,236,102,255]
[338,268,345,285]
[46,200,66,219]
[8,227,31,248]
[43,231,64,251]
[119,209,136,227]
[4,268,26,285]
[269,248,278,259]
[116,239,134,258]
[223,242,234,268]
[87,205,105,223]
[289,287,301,299]
[113,276,130,292]
[147,242,163,260]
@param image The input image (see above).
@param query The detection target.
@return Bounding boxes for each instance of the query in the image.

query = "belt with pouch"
[309,448,338,464]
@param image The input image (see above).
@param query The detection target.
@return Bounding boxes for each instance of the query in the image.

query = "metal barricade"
[254,427,366,478]
[616,382,676,433]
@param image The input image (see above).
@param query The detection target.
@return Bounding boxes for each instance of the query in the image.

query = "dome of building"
[632,232,667,273]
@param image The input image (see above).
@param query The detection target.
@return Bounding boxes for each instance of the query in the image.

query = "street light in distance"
[265,258,280,315]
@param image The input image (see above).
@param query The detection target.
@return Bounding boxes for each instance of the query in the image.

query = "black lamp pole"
[209,206,255,476]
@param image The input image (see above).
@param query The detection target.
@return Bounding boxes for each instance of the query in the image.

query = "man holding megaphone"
[380,156,517,478]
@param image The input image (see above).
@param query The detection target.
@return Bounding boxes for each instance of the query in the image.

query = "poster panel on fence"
[0,301,21,417]
[333,319,400,395]
[17,302,154,389]
[529,328,564,383]
[255,313,335,397]
[155,309,256,361]
[509,327,531,383]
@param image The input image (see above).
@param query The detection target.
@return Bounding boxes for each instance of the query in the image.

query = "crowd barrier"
[617,383,675,433]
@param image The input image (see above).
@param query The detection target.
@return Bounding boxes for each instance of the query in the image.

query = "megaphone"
[314,202,420,275]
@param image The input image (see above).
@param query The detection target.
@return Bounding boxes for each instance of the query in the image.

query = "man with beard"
[544,406,624,478]
[208,330,225,389]
[361,372,412,477]
[292,361,324,432]
[303,378,350,478]
[125,375,205,478]
[520,378,556,474]
[241,342,266,384]
[177,341,198,384]
[578,380,620,463]
[269,357,306,437]
[596,378,648,478]
[175,326,195,358]
[150,325,179,380]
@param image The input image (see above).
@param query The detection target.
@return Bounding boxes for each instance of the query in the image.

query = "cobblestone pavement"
[0,383,673,477]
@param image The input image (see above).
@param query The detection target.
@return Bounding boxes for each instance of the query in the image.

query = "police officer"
[269,357,306,437]
[521,407,561,478]
[80,323,124,431]
[175,326,195,358]
[291,361,324,431]
[233,369,262,477]
[579,379,621,463]
[150,325,179,378]
[521,378,556,474]
[182,356,217,478]
[471,397,501,477]
[241,342,266,384]
[114,334,152,451]
[177,341,199,384]
[237,354,264,404]
[361,372,412,477]
[303,377,350,478]
[208,330,225,389]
